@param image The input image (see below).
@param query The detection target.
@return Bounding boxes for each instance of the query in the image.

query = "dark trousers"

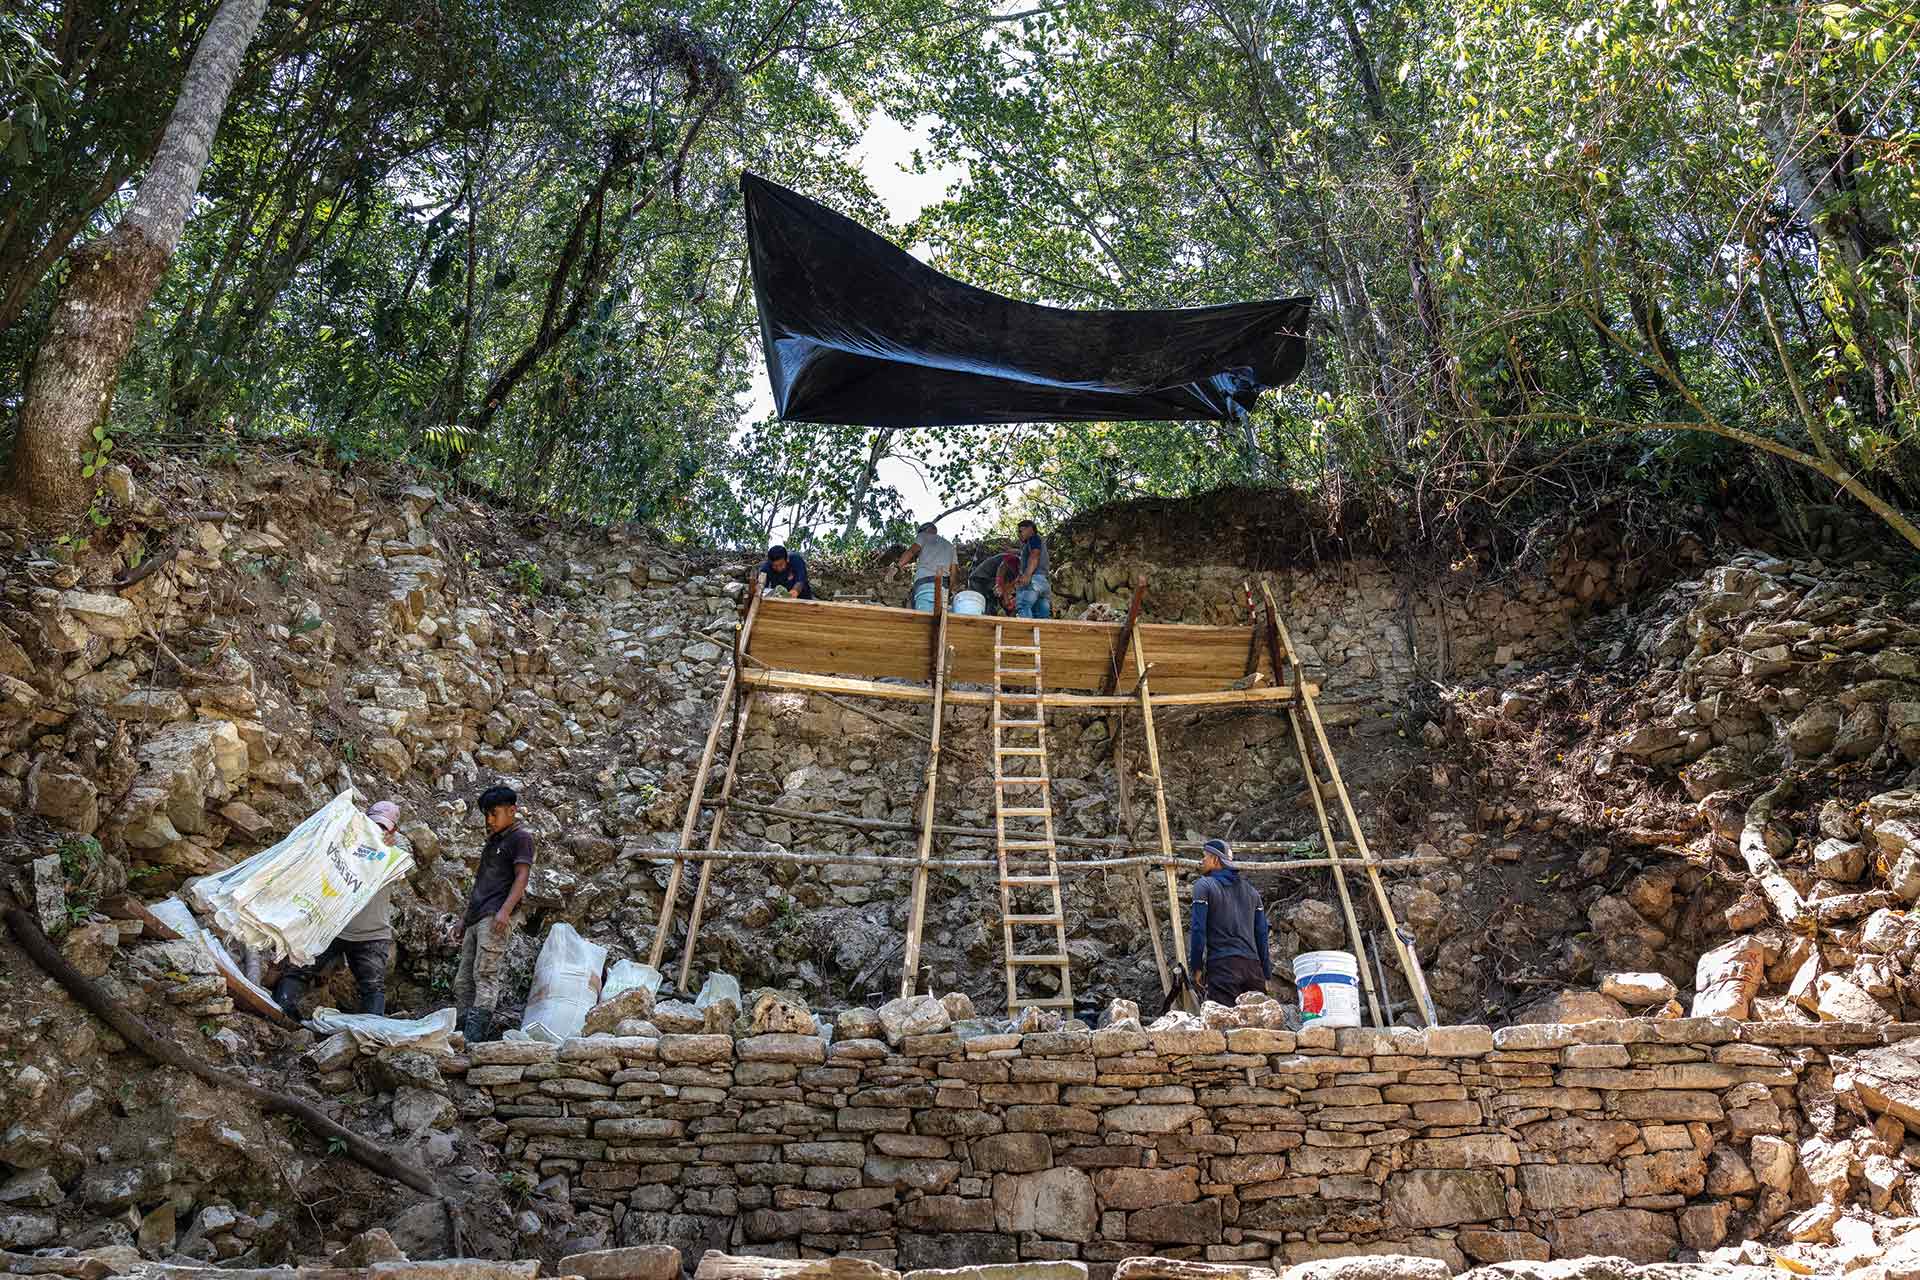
[278,936,389,1014]
[1202,954,1268,1007]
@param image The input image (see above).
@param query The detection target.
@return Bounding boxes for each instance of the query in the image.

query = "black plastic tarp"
[742,172,1311,428]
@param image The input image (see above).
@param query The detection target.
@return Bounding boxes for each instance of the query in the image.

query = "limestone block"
[991,1167,1096,1242]
[1813,837,1868,883]
[1384,1169,1505,1228]
[1691,935,1766,1020]
[1599,972,1678,1007]
[58,591,140,639]
[1545,1208,1679,1264]
[1816,972,1890,1024]
[1517,1164,1623,1211]
[971,1133,1051,1173]
[878,995,951,1045]
[1621,1149,1705,1197]
[1092,1166,1199,1209]
[1125,1199,1223,1245]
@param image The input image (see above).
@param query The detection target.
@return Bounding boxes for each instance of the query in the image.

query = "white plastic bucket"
[912,579,936,611]
[1294,949,1362,1028]
[953,590,987,616]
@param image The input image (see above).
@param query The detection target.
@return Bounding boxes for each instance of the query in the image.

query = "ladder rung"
[999,807,1051,817]
[1010,995,1076,1008]
[1009,953,1069,965]
[997,692,1042,702]
[996,667,1040,676]
[995,718,1044,728]
[998,644,1040,653]
[1006,914,1063,925]
[1004,875,1059,886]
[997,746,1045,755]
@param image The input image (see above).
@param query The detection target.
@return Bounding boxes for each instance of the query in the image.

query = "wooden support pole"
[676,690,757,991]
[1259,581,1383,1027]
[1269,595,1435,1026]
[1101,577,1147,696]
[1113,710,1171,995]
[1131,621,1189,988]
[650,593,760,971]
[649,668,735,970]
[900,583,951,999]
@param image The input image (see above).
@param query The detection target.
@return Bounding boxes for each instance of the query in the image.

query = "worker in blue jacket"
[1188,838,1272,1006]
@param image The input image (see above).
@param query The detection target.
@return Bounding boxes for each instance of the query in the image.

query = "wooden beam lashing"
[901,589,951,998]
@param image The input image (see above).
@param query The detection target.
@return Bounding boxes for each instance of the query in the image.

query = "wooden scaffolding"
[647,579,1439,1023]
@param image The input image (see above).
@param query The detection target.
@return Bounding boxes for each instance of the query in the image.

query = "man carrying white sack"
[273,799,402,1018]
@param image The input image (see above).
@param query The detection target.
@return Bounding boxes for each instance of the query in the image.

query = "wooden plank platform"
[746,597,1277,693]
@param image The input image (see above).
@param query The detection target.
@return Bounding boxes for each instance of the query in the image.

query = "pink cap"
[367,800,401,831]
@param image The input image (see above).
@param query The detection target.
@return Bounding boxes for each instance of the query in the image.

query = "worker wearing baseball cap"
[1188,838,1273,1007]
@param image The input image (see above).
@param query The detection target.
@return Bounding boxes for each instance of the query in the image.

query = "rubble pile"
[0,454,1634,1031]
[1445,552,1920,1027]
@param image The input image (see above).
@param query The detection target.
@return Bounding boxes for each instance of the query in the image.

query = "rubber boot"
[362,990,387,1018]
[460,1007,491,1045]
[272,975,304,1019]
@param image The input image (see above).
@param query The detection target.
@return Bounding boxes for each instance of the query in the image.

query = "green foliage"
[507,559,545,596]
[4,0,1916,544]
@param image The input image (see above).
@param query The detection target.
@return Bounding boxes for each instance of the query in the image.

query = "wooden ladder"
[993,622,1074,1013]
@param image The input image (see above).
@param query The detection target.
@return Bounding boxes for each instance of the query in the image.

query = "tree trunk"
[841,428,893,541]
[6,0,269,517]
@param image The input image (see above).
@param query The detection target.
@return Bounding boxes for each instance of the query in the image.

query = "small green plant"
[81,424,114,478]
[327,1136,349,1156]
[507,559,543,595]
[497,1170,534,1201]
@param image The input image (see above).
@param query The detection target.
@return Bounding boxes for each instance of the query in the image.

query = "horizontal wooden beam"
[712,797,1337,857]
[625,844,1449,876]
[740,667,1317,709]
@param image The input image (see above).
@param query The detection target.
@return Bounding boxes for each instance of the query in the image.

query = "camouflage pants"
[454,920,510,1013]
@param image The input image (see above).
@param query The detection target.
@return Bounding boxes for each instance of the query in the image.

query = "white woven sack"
[193,790,413,964]
[521,922,608,1042]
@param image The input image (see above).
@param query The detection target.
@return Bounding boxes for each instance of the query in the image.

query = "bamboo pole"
[649,591,759,970]
[900,585,951,999]
[1115,711,1171,994]
[676,690,757,991]
[648,667,736,969]
[1132,621,1189,987]
[630,845,1447,873]
[707,797,1325,857]
[1270,598,1434,1026]
[1259,581,1383,1028]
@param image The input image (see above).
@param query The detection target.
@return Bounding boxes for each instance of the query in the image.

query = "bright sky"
[742,113,999,539]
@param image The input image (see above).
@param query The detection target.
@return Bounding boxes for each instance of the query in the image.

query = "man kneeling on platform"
[1188,838,1272,1006]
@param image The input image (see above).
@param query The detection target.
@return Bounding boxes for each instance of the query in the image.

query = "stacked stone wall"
[454,1018,1904,1273]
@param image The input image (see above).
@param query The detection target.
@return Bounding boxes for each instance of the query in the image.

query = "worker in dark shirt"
[1013,519,1051,619]
[966,551,1021,615]
[1188,838,1272,1007]
[455,784,535,1043]
[755,545,814,599]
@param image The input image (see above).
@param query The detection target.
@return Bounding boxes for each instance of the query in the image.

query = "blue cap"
[1203,838,1234,865]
